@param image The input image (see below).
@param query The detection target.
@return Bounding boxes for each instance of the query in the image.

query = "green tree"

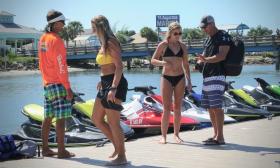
[127,30,136,36]
[60,27,70,47]
[140,27,158,42]
[60,21,84,47]
[67,21,84,41]
[115,27,136,44]
[116,33,128,44]
[276,28,280,37]
[247,25,273,36]
[114,26,136,44]
[117,26,136,37]
[182,28,206,40]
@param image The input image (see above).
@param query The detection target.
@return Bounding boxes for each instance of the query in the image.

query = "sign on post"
[156,15,180,27]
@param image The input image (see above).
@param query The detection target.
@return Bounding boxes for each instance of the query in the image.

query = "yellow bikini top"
[96,52,113,65]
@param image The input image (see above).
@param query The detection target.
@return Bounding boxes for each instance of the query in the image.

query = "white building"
[0,11,42,54]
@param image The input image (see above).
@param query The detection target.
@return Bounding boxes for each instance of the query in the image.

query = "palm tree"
[67,21,84,41]
[60,27,70,47]
[140,27,158,42]
[182,28,206,40]
[60,21,84,47]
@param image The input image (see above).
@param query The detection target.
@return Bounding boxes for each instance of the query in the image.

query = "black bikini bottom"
[96,74,128,111]
[162,74,185,87]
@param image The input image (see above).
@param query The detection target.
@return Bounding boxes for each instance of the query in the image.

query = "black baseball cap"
[200,15,215,28]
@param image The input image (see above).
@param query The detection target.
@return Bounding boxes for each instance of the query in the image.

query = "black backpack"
[0,135,40,161]
[223,36,245,76]
[0,135,18,160]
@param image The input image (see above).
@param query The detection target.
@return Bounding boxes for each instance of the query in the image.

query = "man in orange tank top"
[38,10,74,158]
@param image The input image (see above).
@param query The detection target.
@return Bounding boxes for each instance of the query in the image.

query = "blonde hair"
[165,22,182,40]
[91,15,119,52]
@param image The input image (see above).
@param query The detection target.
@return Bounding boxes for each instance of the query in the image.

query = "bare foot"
[58,150,75,159]
[159,137,167,144]
[105,155,128,166]
[174,135,184,144]
[109,150,118,158]
[42,148,57,157]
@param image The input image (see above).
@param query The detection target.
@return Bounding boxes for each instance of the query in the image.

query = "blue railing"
[17,35,280,60]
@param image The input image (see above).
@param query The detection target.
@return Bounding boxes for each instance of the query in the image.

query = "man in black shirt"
[197,15,231,145]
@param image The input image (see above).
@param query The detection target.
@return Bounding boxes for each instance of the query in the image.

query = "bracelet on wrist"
[109,87,117,91]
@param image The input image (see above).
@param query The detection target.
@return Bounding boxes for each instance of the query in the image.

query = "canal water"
[0,64,279,134]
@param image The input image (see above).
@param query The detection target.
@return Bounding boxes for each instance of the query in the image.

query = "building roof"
[218,23,249,31]
[0,23,42,34]
[0,11,15,16]
[74,34,97,41]
[130,33,147,43]
[80,29,93,35]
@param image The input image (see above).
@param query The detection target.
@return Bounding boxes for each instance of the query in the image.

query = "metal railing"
[16,35,280,57]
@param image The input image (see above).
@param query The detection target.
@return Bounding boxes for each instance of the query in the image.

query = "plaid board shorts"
[44,84,71,119]
[201,76,226,109]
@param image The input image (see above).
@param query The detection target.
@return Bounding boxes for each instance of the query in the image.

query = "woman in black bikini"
[151,22,192,144]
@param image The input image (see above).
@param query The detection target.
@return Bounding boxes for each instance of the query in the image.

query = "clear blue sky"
[1,0,279,33]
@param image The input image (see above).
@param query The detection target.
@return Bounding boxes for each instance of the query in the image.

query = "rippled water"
[0,65,279,134]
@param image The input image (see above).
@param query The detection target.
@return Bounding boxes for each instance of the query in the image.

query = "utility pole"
[276,48,280,71]
[157,27,160,43]
[4,46,7,70]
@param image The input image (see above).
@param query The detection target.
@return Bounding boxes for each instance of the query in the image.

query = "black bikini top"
[163,43,184,58]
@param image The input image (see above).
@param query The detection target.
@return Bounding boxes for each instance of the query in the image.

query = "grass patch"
[0,53,37,64]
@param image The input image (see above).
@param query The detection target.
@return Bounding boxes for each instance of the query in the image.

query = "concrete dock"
[1,117,280,168]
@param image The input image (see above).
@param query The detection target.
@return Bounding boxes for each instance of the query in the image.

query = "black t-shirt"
[202,30,232,78]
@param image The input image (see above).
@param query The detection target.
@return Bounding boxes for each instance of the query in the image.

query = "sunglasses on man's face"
[173,32,182,36]
[200,23,209,29]
[58,20,65,25]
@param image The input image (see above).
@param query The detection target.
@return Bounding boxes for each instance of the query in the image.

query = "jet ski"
[226,81,280,115]
[71,95,135,139]
[242,85,280,105]
[222,92,272,120]
[149,90,236,127]
[255,78,280,100]
[14,104,109,147]
[181,97,236,128]
[120,86,200,133]
[185,85,272,121]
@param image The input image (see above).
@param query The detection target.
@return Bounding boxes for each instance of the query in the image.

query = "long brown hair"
[91,15,119,53]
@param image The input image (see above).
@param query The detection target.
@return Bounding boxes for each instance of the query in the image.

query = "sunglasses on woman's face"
[173,32,182,36]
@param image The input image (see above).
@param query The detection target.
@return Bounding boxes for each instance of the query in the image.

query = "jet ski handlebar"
[227,81,235,85]
[128,86,157,95]
[225,81,235,90]
[74,92,85,96]
[73,92,85,103]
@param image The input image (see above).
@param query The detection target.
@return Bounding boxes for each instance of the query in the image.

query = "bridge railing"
[242,35,280,46]
[121,42,157,52]
[16,35,280,57]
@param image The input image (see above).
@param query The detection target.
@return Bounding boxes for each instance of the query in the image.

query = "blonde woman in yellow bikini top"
[91,15,128,166]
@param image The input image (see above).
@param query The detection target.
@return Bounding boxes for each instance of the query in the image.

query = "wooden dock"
[1,116,280,168]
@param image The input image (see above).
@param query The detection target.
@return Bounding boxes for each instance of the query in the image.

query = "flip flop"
[204,140,225,145]
[202,137,214,143]
[42,151,58,157]
[58,151,75,158]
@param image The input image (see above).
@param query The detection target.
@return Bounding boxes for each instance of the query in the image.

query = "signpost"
[156,15,180,42]
[156,15,180,27]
